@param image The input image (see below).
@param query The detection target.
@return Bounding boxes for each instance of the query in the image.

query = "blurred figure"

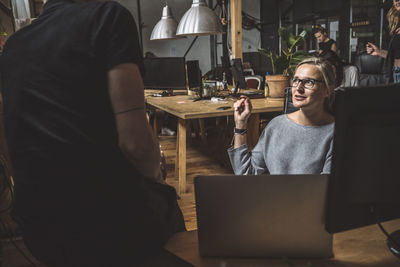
[314,24,337,55]
[321,50,360,87]
[0,0,184,266]
[366,0,400,83]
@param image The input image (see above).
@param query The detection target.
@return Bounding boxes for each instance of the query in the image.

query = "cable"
[0,219,39,267]
[371,205,400,250]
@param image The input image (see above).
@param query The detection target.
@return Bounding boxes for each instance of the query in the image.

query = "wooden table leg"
[177,119,187,194]
[199,119,206,144]
[175,127,180,179]
[152,109,159,137]
[247,113,260,150]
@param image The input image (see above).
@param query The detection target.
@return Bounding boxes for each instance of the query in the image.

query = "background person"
[366,0,400,83]
[314,24,337,55]
[0,0,184,266]
[321,50,360,87]
[228,58,336,175]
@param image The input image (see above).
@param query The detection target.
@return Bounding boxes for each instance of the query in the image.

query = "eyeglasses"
[292,78,324,89]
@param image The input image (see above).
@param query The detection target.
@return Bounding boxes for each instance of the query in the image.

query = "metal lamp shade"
[176,0,223,36]
[150,5,182,40]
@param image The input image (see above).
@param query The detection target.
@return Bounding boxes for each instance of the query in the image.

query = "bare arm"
[108,63,162,182]
[233,96,252,148]
[366,42,388,59]
[331,42,337,53]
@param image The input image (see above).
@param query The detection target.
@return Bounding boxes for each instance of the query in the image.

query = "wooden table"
[165,219,400,266]
[145,93,284,193]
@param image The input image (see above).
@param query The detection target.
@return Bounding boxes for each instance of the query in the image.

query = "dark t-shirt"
[319,39,336,54]
[391,25,400,59]
[0,0,146,224]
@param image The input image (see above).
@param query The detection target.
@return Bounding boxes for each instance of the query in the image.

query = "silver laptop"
[194,174,333,258]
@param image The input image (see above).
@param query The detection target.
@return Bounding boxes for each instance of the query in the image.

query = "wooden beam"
[230,0,242,60]
[0,2,13,18]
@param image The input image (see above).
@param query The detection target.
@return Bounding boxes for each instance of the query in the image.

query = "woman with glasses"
[366,0,400,83]
[228,57,336,175]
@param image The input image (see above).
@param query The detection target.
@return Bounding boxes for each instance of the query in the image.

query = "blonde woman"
[228,57,336,175]
[367,0,400,83]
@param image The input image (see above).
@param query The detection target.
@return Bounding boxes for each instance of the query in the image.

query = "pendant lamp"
[150,4,182,40]
[176,0,224,37]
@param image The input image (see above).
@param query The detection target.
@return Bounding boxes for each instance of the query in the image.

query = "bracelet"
[234,127,248,135]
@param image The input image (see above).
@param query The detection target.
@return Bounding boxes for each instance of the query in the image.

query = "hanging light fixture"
[176,0,224,37]
[150,3,183,40]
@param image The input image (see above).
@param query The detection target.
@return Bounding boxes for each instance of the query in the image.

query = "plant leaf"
[278,27,291,46]
[299,30,307,38]
[258,27,308,74]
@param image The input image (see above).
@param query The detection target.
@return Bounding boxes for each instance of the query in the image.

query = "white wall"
[116,0,260,74]
[242,0,262,53]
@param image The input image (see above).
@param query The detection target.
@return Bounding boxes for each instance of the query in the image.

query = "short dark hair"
[313,24,327,35]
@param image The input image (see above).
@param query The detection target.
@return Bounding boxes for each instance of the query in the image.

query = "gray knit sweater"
[228,115,334,175]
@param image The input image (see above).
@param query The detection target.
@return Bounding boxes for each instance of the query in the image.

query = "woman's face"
[394,0,400,11]
[291,64,330,111]
[314,32,326,42]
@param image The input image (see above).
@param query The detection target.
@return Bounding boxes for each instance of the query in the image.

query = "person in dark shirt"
[313,24,337,55]
[0,0,184,266]
[366,0,400,83]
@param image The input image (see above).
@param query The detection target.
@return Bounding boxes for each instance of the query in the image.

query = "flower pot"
[265,74,290,98]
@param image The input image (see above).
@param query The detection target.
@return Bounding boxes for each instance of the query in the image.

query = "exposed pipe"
[136,0,143,53]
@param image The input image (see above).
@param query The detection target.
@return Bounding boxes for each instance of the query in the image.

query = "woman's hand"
[234,96,252,129]
[366,42,388,59]
[366,42,380,56]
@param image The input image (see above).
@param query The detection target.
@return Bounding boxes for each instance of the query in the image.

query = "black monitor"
[231,58,247,95]
[186,60,202,89]
[326,84,400,257]
[142,57,186,90]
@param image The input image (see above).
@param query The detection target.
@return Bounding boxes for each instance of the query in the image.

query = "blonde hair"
[387,6,400,36]
[294,57,336,113]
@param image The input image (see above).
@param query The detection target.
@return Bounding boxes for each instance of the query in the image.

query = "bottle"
[265,72,270,97]
[222,72,228,91]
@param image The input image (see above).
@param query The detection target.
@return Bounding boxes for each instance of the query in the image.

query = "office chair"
[245,76,262,90]
[354,53,386,86]
[283,87,298,114]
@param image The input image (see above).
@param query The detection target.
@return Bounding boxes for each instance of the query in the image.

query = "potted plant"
[258,27,308,97]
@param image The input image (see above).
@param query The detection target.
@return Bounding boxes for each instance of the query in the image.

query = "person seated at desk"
[228,57,336,175]
[314,24,337,55]
[321,50,360,88]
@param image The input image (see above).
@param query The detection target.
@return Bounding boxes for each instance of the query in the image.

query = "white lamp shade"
[176,0,223,36]
[150,5,183,40]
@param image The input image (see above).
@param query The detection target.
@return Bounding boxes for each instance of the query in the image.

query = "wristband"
[234,127,248,135]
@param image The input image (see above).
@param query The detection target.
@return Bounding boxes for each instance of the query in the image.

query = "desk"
[165,219,400,266]
[145,94,284,193]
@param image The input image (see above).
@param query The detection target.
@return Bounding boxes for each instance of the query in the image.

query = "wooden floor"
[161,133,234,231]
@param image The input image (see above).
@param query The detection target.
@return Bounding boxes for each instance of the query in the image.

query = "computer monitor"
[231,58,247,95]
[186,60,202,89]
[142,57,186,90]
[326,84,400,257]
